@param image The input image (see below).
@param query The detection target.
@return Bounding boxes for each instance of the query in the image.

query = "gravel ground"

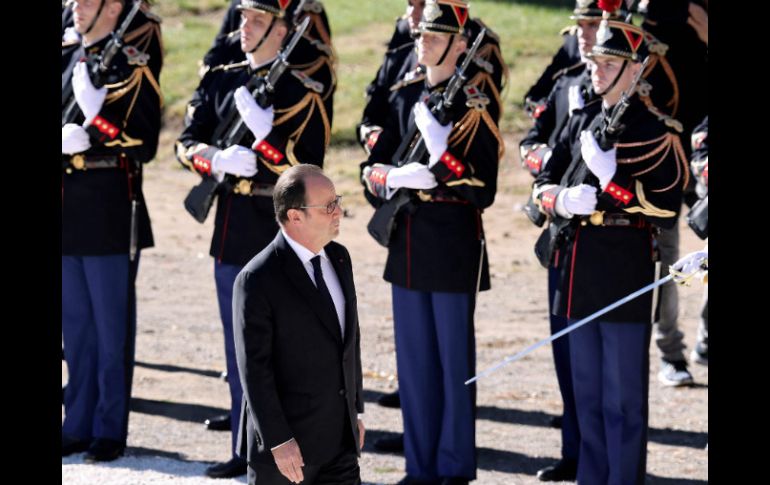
[63,131,708,484]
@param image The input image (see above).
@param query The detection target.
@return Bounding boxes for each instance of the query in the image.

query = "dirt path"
[63,130,708,484]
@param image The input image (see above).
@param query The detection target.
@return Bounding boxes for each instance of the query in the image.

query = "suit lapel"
[326,243,355,349]
[276,233,343,345]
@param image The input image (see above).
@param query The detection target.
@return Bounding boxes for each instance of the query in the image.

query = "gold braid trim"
[623,180,677,218]
[274,92,331,147]
[620,134,688,193]
[467,72,503,119]
[104,132,143,148]
[449,108,504,160]
[291,57,336,101]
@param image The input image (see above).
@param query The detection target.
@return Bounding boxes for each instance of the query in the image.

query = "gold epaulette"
[551,60,585,82]
[387,41,416,54]
[560,25,578,36]
[390,66,425,91]
[646,105,684,133]
[291,69,325,94]
[210,60,249,73]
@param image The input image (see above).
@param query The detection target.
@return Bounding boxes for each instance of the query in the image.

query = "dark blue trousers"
[568,320,651,485]
[215,261,245,457]
[62,254,139,443]
[392,285,476,481]
[548,266,580,462]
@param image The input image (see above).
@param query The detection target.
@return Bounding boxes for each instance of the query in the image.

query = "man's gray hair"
[273,164,325,224]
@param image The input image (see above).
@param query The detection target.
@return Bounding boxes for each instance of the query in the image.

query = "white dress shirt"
[281,229,346,338]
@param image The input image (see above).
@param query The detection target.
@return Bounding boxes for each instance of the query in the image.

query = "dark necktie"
[311,255,341,336]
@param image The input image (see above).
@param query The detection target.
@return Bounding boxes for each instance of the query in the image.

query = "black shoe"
[537,458,577,482]
[84,438,125,463]
[378,390,401,408]
[204,413,231,431]
[691,344,708,366]
[374,434,404,453]
[395,476,440,485]
[205,457,247,479]
[62,435,90,457]
[548,415,562,429]
[440,478,470,485]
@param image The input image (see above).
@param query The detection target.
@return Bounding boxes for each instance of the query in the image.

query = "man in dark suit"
[233,164,365,485]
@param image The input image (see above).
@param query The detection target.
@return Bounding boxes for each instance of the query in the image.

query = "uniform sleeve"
[85,19,163,164]
[428,97,502,209]
[252,74,330,182]
[599,129,689,229]
[174,71,222,177]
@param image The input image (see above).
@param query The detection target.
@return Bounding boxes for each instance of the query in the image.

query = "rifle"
[534,57,651,268]
[62,0,143,126]
[184,16,311,223]
[367,29,487,247]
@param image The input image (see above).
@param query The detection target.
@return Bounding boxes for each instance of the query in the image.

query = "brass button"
[589,211,604,226]
[235,179,252,195]
[71,154,85,170]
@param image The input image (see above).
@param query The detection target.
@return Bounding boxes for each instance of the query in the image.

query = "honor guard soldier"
[518,2,625,481]
[61,0,163,463]
[360,1,503,483]
[197,0,335,123]
[532,2,688,482]
[359,0,506,159]
[175,0,331,478]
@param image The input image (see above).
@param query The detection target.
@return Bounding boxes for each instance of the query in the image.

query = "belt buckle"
[581,211,605,226]
[234,179,252,195]
[71,154,86,171]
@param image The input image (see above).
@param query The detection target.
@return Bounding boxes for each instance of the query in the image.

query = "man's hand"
[233,86,274,143]
[413,101,452,167]
[72,62,107,126]
[62,123,91,155]
[271,438,305,484]
[670,248,708,284]
[687,2,708,45]
[357,419,365,451]
[580,130,617,190]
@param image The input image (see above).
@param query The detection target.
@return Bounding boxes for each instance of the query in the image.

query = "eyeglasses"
[299,195,342,214]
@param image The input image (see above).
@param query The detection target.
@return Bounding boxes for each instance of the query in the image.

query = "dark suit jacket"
[233,232,364,467]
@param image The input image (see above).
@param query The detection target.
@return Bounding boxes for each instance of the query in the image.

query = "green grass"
[156,0,575,142]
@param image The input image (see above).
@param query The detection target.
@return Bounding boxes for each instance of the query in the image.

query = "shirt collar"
[281,228,328,266]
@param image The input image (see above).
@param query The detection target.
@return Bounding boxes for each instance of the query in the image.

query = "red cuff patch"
[91,115,120,139]
[541,191,556,211]
[604,182,634,205]
[192,155,212,175]
[440,151,465,177]
[254,140,284,164]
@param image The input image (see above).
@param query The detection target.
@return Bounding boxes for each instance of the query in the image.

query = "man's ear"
[454,36,468,56]
[275,21,289,41]
[286,208,303,224]
[107,0,124,21]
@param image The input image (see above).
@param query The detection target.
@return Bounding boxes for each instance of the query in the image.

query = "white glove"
[580,130,617,190]
[568,84,584,116]
[386,162,438,197]
[555,184,597,217]
[73,62,108,126]
[670,248,708,283]
[212,145,258,181]
[413,102,452,167]
[62,123,91,155]
[234,86,274,143]
[62,26,80,43]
